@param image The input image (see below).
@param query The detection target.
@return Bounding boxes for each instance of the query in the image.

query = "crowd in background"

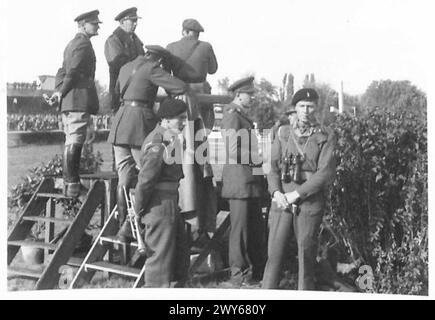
[7,114,111,132]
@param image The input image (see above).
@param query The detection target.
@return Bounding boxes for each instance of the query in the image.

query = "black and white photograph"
[1,0,431,300]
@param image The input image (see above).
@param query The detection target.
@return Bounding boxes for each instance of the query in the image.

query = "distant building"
[6,76,56,114]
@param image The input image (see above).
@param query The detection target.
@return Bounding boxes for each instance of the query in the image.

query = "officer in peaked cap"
[105,7,145,112]
[262,87,337,290]
[50,9,101,197]
[220,76,267,288]
[228,76,256,94]
[144,45,171,59]
[74,10,103,24]
[115,7,142,21]
[134,98,189,287]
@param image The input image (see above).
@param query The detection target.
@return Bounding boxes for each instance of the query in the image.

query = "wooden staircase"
[7,176,106,290]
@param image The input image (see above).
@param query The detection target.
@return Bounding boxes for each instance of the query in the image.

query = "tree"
[249,78,280,131]
[361,80,426,117]
[95,80,111,114]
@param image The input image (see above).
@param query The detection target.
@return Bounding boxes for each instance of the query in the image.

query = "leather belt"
[123,100,150,108]
[154,181,179,191]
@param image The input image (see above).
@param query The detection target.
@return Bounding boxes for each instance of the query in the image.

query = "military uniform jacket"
[107,56,187,147]
[267,124,337,214]
[105,27,145,110]
[134,125,184,215]
[221,103,263,199]
[55,33,99,114]
[166,36,218,83]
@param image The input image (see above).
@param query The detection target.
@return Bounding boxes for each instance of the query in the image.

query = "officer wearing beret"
[133,99,189,287]
[166,18,219,240]
[107,45,188,241]
[51,10,102,197]
[105,7,145,111]
[262,88,337,290]
[220,76,267,287]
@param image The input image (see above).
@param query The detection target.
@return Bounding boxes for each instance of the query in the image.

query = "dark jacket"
[105,27,145,110]
[134,125,184,215]
[107,56,187,147]
[220,103,264,199]
[166,36,218,83]
[267,124,337,215]
[55,33,99,114]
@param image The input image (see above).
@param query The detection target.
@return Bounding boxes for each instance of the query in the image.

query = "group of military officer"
[49,7,337,290]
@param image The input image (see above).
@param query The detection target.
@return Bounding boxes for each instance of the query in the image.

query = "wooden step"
[36,192,73,199]
[8,240,57,250]
[22,216,74,225]
[84,261,141,277]
[67,257,85,267]
[8,266,44,279]
[99,235,138,247]
[80,172,118,180]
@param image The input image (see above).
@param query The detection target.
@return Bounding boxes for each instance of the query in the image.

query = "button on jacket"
[105,27,145,110]
[55,33,99,114]
[221,103,263,199]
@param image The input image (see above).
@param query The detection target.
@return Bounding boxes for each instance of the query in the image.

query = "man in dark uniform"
[107,45,188,240]
[262,88,337,290]
[166,18,218,239]
[50,10,102,197]
[105,7,145,111]
[220,76,267,287]
[133,98,189,287]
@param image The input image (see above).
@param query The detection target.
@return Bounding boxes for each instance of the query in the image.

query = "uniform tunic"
[134,125,189,287]
[55,33,99,115]
[105,27,145,110]
[220,103,266,281]
[262,123,337,290]
[107,56,187,148]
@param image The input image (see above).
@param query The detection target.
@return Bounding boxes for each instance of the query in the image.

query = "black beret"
[74,10,102,24]
[145,45,171,58]
[115,7,141,21]
[182,19,204,32]
[156,99,188,119]
[228,76,255,94]
[291,88,319,106]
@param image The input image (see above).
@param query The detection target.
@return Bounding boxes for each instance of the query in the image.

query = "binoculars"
[281,154,304,184]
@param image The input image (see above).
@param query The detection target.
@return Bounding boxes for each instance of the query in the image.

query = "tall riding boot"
[115,185,134,264]
[63,144,82,197]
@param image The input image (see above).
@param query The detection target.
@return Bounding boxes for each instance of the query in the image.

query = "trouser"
[228,198,266,280]
[113,145,142,229]
[61,112,90,188]
[262,202,323,290]
[143,191,190,287]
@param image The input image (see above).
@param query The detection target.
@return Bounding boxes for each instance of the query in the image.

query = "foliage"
[361,80,426,118]
[8,147,104,235]
[94,80,111,115]
[249,78,281,131]
[326,106,427,295]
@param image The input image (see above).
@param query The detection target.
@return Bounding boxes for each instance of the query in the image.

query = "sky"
[1,0,433,95]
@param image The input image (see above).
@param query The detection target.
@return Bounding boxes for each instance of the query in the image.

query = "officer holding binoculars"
[262,88,337,290]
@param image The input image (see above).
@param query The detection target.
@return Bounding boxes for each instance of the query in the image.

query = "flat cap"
[115,7,141,21]
[74,10,102,24]
[291,88,319,106]
[182,19,204,32]
[145,45,171,58]
[228,76,255,94]
[156,98,188,119]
